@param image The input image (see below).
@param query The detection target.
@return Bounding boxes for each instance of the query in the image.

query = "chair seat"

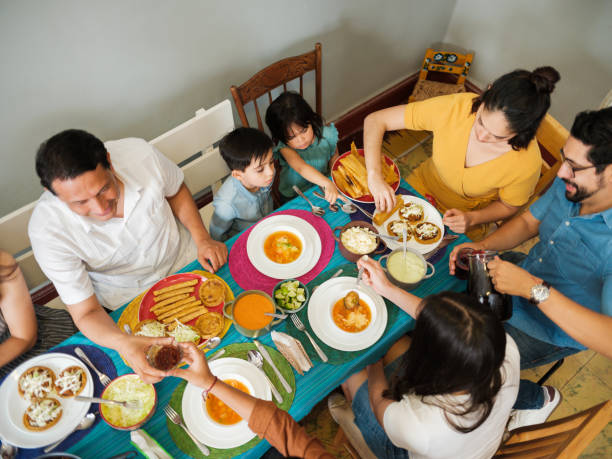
[411,79,466,102]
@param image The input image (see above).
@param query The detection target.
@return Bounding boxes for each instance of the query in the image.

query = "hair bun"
[530,66,560,94]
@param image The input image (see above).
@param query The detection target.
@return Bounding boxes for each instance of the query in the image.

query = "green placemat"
[167,342,295,458]
[285,263,400,365]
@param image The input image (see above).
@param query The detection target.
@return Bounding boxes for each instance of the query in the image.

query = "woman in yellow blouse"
[364,67,560,240]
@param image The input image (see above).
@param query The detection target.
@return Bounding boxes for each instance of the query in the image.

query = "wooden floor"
[300,129,612,458]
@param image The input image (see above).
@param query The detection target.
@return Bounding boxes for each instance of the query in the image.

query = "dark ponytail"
[471,66,560,150]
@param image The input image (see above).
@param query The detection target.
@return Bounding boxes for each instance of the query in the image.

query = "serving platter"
[246,215,322,279]
[372,194,445,254]
[0,353,93,448]
[331,148,400,203]
[181,357,272,449]
[307,277,387,351]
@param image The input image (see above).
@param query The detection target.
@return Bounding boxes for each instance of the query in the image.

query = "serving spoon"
[293,186,325,216]
[44,412,96,453]
[313,191,356,214]
[247,350,283,403]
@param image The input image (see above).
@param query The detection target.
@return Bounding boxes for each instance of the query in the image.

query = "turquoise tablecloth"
[56,181,468,459]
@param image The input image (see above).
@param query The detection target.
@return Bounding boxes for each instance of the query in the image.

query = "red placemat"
[229,209,334,294]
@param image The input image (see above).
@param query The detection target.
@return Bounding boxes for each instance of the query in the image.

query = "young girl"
[265,91,340,203]
[337,255,520,459]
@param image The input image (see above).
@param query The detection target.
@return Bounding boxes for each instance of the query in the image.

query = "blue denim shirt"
[209,176,274,242]
[508,178,612,349]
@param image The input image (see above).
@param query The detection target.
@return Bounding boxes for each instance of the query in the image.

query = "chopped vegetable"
[274,280,307,310]
[167,320,200,343]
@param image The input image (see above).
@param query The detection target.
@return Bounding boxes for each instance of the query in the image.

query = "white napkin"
[271,331,313,375]
[130,429,173,459]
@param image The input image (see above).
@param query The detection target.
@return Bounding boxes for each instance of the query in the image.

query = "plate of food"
[307,277,387,351]
[372,195,444,254]
[181,357,272,449]
[331,142,400,203]
[0,353,93,448]
[137,272,229,342]
[246,214,322,279]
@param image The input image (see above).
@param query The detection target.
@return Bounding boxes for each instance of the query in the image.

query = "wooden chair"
[409,48,474,103]
[0,99,234,305]
[230,42,322,130]
[495,400,612,458]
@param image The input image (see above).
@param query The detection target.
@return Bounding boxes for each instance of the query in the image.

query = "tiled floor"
[300,129,611,458]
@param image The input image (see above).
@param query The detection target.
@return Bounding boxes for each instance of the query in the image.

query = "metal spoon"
[44,412,96,453]
[247,350,283,403]
[293,186,325,216]
[313,191,356,214]
[1,441,17,459]
[264,312,288,320]
[123,324,132,334]
[202,336,221,352]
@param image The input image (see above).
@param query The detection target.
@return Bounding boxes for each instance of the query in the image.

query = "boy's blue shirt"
[209,175,274,241]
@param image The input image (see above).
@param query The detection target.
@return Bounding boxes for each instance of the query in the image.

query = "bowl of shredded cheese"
[99,374,157,430]
[333,221,386,262]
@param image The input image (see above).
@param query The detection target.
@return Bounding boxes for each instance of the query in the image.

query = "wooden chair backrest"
[230,43,322,130]
[0,100,234,293]
[416,48,474,86]
[495,400,612,458]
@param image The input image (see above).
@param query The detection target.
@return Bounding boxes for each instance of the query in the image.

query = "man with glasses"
[449,106,612,429]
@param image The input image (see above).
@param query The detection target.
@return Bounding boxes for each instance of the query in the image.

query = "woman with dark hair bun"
[336,256,519,459]
[364,66,560,240]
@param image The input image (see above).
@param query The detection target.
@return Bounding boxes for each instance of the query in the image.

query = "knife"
[253,340,293,393]
[424,234,459,260]
[207,349,225,362]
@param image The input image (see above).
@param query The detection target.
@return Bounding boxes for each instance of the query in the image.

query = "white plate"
[0,353,93,448]
[246,215,322,279]
[373,195,445,254]
[182,357,272,449]
[307,277,387,351]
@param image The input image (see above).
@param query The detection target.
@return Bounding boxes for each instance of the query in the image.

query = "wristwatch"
[529,281,551,305]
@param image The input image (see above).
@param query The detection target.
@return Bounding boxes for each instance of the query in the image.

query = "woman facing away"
[339,256,520,459]
[0,250,76,379]
[364,66,560,240]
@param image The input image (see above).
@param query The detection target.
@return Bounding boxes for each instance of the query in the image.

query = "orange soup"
[234,293,274,330]
[264,231,302,264]
[332,297,372,333]
[206,379,250,425]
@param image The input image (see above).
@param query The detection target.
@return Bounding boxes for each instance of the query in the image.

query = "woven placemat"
[167,342,295,458]
[284,264,400,365]
[228,209,335,295]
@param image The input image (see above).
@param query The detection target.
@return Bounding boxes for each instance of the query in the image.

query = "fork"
[164,405,210,456]
[75,347,111,386]
[75,395,141,410]
[292,185,325,216]
[290,314,328,362]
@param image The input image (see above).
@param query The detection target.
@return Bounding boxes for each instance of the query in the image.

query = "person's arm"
[279,147,339,203]
[0,256,37,368]
[367,361,394,426]
[443,200,519,234]
[363,105,407,212]
[487,257,612,359]
[67,295,171,382]
[171,343,333,458]
[357,255,421,317]
[448,209,541,275]
[166,183,227,272]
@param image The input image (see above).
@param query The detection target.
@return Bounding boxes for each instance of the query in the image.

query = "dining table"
[9,180,468,459]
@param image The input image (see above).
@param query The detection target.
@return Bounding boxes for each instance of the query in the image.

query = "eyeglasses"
[559,150,597,178]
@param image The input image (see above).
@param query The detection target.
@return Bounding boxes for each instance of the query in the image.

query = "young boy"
[209,127,276,241]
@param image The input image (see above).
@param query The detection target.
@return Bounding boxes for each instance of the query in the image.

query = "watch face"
[532,285,550,303]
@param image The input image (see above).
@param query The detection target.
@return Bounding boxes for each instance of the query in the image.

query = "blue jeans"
[351,360,410,459]
[504,323,580,409]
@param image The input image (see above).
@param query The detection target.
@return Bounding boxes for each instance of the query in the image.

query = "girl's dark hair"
[265,91,323,145]
[570,107,612,174]
[219,127,273,171]
[384,291,507,433]
[36,129,110,194]
[471,66,560,150]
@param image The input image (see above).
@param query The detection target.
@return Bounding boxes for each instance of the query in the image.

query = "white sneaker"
[507,385,562,431]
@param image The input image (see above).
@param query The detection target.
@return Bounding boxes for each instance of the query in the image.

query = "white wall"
[444,0,612,129]
[0,0,456,216]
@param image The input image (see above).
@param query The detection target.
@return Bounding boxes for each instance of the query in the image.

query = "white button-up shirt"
[29,138,196,309]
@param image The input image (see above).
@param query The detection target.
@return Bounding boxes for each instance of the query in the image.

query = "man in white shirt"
[29,129,227,381]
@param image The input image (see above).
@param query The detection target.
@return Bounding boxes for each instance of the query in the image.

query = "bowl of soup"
[263,230,303,264]
[205,375,252,425]
[223,290,283,338]
[379,248,435,290]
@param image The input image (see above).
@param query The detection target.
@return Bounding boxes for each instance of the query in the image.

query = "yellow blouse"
[403,93,542,239]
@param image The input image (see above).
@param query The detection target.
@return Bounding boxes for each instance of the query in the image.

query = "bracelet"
[201,376,218,398]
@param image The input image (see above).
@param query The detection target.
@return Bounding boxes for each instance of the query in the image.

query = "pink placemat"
[229,209,335,294]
